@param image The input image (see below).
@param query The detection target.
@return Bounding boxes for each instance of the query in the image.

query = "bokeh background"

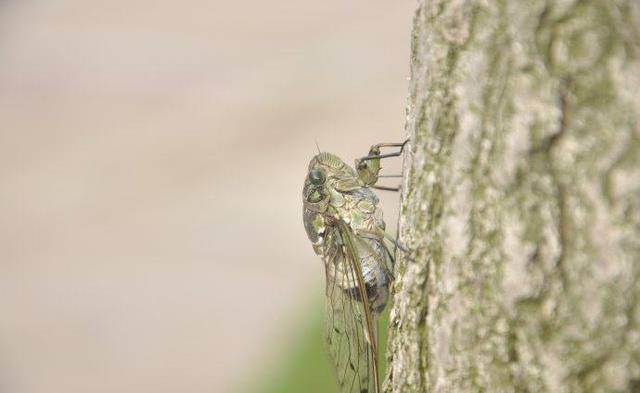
[0,1,414,392]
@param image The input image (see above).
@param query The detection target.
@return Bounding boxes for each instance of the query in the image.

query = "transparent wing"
[323,223,380,393]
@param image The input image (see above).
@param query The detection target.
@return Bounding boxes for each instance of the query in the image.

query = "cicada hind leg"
[355,139,408,192]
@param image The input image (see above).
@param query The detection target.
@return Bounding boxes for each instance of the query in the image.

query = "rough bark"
[386,1,640,392]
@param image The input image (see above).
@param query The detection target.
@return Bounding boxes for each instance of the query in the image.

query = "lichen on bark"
[385,1,640,392]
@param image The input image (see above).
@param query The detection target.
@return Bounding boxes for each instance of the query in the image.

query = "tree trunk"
[386,1,640,392]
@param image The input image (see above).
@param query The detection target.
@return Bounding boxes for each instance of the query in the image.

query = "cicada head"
[303,152,352,205]
[302,152,355,250]
[303,156,330,211]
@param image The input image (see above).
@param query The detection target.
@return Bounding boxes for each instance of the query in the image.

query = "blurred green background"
[246,298,390,393]
[0,1,411,392]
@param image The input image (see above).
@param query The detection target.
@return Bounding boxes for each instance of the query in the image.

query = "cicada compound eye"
[309,168,326,185]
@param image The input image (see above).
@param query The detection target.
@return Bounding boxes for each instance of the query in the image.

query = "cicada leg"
[355,139,409,191]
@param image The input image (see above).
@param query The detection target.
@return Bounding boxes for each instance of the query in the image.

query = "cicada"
[302,141,407,393]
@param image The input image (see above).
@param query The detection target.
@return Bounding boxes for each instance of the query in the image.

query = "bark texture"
[386,1,640,392]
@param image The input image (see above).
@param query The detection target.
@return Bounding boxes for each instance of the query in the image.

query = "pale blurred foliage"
[0,1,413,392]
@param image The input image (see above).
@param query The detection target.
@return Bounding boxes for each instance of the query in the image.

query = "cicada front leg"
[355,139,408,191]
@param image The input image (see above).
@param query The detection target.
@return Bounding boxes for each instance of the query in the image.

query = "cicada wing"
[323,222,380,393]
[325,275,371,392]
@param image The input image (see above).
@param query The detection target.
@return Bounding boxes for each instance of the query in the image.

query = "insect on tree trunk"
[386,1,640,392]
